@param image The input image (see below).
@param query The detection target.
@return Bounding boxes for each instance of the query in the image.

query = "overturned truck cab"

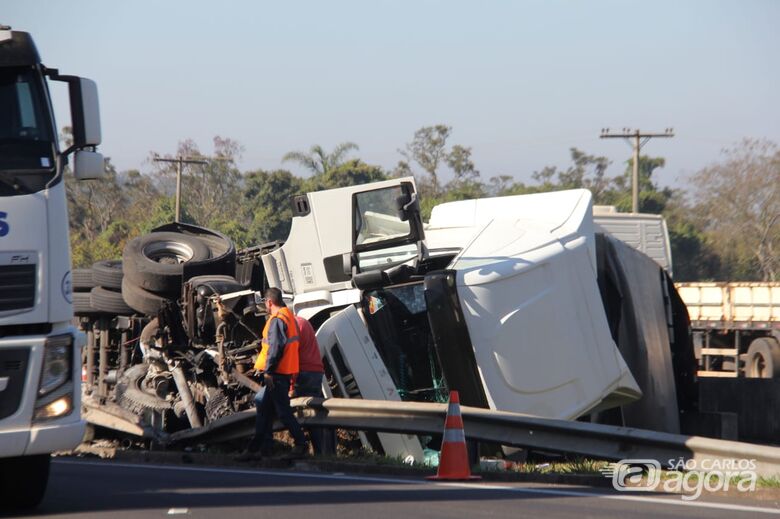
[263,178,643,460]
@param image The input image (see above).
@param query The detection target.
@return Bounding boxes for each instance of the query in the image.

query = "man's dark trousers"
[294,371,327,453]
[252,373,306,452]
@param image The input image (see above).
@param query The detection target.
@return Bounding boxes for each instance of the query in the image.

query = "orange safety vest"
[254,306,300,375]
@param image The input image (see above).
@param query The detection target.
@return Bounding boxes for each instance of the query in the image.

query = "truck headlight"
[34,394,73,420]
[38,334,72,396]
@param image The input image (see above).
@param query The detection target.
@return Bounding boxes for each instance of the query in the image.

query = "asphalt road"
[9,459,780,518]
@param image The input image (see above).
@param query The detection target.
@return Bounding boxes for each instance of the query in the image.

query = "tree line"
[66,126,780,282]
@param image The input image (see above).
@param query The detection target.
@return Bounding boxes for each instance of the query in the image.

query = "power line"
[600,128,675,213]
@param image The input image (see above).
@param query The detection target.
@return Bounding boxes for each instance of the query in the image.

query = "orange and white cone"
[427,390,481,481]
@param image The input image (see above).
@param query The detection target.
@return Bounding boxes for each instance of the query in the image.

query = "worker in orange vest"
[237,287,307,460]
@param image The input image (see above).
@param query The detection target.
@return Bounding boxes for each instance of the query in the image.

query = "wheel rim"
[750,354,767,378]
[143,241,195,264]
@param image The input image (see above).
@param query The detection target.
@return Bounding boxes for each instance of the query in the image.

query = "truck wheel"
[121,278,169,316]
[73,292,97,315]
[90,286,134,315]
[92,259,124,289]
[116,363,173,414]
[122,232,210,294]
[0,454,50,509]
[73,268,96,291]
[745,338,780,378]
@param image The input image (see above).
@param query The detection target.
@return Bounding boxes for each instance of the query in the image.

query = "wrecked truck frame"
[78,177,695,462]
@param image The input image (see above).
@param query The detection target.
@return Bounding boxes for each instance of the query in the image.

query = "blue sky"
[4,1,779,187]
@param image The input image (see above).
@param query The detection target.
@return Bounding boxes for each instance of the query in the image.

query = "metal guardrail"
[296,398,780,477]
[88,396,780,476]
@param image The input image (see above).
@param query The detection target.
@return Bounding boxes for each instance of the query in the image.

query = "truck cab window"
[353,185,422,272]
[354,186,410,246]
[0,67,57,196]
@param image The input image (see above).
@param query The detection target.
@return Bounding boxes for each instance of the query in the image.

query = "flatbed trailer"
[676,282,780,378]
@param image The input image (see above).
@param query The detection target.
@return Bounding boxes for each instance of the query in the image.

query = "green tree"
[243,169,304,242]
[305,159,387,191]
[690,138,780,281]
[531,148,611,201]
[282,142,359,175]
[398,125,452,196]
[150,136,244,228]
[446,145,480,183]
[486,175,515,196]
[607,155,671,213]
[67,157,133,266]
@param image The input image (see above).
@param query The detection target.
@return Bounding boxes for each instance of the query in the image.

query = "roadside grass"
[516,458,609,475]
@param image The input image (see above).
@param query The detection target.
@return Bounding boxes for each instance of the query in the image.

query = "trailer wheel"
[92,259,124,289]
[90,286,134,315]
[73,268,96,291]
[0,454,50,509]
[73,292,97,315]
[122,232,210,294]
[121,278,170,316]
[745,338,780,379]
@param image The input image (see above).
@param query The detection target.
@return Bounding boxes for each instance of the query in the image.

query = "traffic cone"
[427,390,481,481]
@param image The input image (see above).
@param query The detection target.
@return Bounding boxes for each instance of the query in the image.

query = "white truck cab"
[0,26,103,508]
[263,179,641,461]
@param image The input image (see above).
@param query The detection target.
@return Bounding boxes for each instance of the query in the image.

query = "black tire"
[745,338,780,378]
[73,292,97,315]
[196,233,235,262]
[90,286,134,315]
[73,268,96,292]
[0,454,50,509]
[121,278,170,316]
[122,232,210,294]
[92,259,124,289]
[116,363,173,414]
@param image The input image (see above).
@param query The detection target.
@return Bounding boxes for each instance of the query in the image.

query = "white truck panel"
[0,192,48,324]
[592,210,672,277]
[449,192,640,419]
[428,189,597,273]
[46,181,75,324]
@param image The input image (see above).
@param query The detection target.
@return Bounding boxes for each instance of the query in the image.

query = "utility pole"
[600,128,674,213]
[152,155,212,222]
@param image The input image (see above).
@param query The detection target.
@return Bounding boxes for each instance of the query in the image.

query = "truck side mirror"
[48,71,102,149]
[69,78,101,148]
[73,150,105,180]
[395,191,420,222]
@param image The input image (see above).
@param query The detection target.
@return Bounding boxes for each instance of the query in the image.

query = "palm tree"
[282,142,359,175]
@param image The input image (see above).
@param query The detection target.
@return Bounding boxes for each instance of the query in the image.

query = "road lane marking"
[56,459,780,515]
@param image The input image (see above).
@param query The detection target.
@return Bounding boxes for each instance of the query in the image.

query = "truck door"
[316,304,425,462]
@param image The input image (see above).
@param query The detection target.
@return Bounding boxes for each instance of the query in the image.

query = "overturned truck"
[77,178,696,459]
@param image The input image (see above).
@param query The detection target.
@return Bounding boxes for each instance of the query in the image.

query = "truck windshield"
[0,67,57,196]
[360,283,449,404]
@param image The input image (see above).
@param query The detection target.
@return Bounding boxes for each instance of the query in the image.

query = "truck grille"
[0,264,36,312]
[0,348,29,420]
